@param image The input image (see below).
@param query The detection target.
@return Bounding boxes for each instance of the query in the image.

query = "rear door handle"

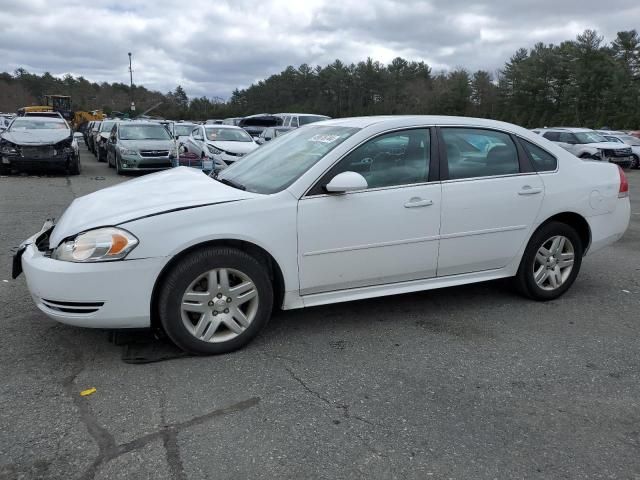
[518,186,543,196]
[404,198,434,208]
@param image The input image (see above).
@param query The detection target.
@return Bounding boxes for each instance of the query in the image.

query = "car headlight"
[207,145,222,155]
[0,142,18,155]
[119,146,138,156]
[53,227,139,262]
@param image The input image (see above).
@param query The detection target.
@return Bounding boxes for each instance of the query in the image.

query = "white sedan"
[183,124,258,170]
[14,116,630,355]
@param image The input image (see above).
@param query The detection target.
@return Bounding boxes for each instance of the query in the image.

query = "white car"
[184,124,258,170]
[14,116,630,355]
[597,132,640,169]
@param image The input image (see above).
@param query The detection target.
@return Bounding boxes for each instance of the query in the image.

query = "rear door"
[437,127,544,276]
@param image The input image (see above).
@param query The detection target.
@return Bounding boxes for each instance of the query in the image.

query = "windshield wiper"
[216,177,246,191]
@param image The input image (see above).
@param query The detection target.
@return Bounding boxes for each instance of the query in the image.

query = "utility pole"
[128,52,135,113]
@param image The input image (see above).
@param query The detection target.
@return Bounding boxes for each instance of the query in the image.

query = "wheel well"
[149,239,286,333]
[538,212,591,253]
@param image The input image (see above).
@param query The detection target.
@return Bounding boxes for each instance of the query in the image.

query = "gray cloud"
[0,0,638,99]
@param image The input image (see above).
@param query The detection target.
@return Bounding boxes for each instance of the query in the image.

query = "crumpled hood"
[586,142,631,150]
[49,167,259,247]
[208,140,258,154]
[2,129,71,145]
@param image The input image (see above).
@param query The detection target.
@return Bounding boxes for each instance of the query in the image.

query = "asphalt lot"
[1,144,639,480]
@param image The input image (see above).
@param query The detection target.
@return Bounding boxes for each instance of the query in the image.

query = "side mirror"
[324,171,368,193]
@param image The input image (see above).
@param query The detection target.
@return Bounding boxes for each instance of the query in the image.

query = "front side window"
[520,139,557,172]
[574,132,606,144]
[604,136,623,143]
[291,117,299,128]
[558,132,577,144]
[218,125,359,194]
[442,128,519,180]
[319,129,430,190]
[543,131,560,141]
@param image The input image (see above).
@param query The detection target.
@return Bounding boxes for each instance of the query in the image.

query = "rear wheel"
[97,146,105,162]
[631,155,639,170]
[515,222,583,301]
[157,247,273,355]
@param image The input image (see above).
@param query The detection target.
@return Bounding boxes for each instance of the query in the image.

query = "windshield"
[119,124,171,140]
[205,127,253,142]
[218,125,359,194]
[99,121,116,132]
[174,124,195,136]
[298,115,328,126]
[620,135,640,146]
[575,132,607,144]
[9,118,68,130]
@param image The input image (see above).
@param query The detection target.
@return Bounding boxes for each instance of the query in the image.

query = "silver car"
[106,122,176,175]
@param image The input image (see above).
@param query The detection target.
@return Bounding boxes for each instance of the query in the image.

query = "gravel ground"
[1,145,639,480]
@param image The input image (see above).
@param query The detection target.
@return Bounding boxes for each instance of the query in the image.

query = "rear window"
[520,139,557,172]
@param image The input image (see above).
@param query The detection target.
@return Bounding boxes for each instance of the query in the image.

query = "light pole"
[128,52,135,114]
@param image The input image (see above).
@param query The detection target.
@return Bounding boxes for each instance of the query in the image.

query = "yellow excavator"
[17,95,105,129]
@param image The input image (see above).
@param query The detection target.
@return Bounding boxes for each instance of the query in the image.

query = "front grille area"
[225,151,244,157]
[22,146,55,159]
[604,148,632,157]
[139,150,169,157]
[41,299,104,315]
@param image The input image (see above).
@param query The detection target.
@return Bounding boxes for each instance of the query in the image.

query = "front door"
[297,128,441,295]
[436,127,545,276]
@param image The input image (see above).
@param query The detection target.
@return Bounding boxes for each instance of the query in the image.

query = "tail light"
[618,166,629,198]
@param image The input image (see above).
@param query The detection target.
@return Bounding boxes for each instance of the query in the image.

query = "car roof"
[203,124,243,129]
[275,113,329,117]
[536,127,593,133]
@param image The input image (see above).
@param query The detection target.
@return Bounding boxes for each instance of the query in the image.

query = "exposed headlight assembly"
[53,227,138,262]
[0,142,19,155]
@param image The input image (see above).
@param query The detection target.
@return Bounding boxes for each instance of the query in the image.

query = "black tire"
[97,146,105,162]
[157,247,274,355]
[515,221,583,301]
[107,151,114,168]
[631,155,639,170]
[115,155,124,175]
[67,155,81,175]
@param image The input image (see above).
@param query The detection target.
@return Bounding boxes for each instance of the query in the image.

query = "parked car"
[205,119,224,125]
[0,116,80,175]
[183,124,258,169]
[533,127,633,168]
[94,120,118,162]
[237,114,282,138]
[256,126,291,144]
[629,130,640,139]
[171,122,198,143]
[87,121,101,154]
[13,116,630,355]
[21,111,65,119]
[105,121,176,174]
[275,113,330,129]
[598,132,640,169]
[222,118,242,126]
[83,121,95,147]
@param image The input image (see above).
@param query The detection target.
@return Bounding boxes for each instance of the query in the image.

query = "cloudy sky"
[1,0,639,99]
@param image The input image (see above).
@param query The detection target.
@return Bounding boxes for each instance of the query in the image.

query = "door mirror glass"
[325,171,368,193]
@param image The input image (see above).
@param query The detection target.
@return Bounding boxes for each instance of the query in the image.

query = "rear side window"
[441,128,520,180]
[520,139,557,172]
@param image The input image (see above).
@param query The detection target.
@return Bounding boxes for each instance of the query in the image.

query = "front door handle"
[518,186,543,196]
[404,197,434,208]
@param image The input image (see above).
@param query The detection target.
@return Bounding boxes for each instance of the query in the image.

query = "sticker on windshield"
[309,134,341,143]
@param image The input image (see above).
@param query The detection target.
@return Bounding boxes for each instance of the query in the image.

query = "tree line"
[0,29,638,128]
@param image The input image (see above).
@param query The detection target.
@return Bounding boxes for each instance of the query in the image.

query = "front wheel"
[157,247,273,355]
[631,155,639,170]
[515,222,583,301]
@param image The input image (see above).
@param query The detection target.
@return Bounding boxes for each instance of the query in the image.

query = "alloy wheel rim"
[533,235,575,291]
[180,268,259,343]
